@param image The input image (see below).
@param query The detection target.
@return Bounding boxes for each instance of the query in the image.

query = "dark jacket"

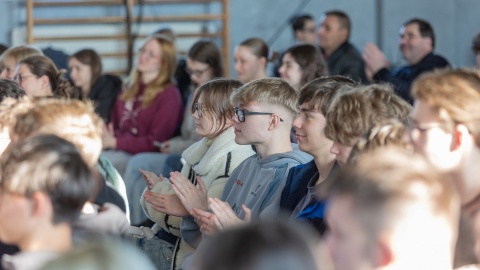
[88,74,122,123]
[325,41,367,83]
[280,160,318,212]
[373,52,450,104]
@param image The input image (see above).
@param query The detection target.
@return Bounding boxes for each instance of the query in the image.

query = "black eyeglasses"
[234,107,284,123]
[193,103,206,118]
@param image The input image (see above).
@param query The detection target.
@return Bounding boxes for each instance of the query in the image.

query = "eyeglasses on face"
[14,74,36,84]
[186,66,211,77]
[233,107,284,123]
[193,102,206,118]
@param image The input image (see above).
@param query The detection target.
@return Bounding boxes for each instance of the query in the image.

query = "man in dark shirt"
[318,10,367,83]
[363,18,450,104]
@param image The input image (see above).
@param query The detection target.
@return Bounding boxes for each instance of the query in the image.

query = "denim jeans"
[123,153,183,225]
[137,235,175,270]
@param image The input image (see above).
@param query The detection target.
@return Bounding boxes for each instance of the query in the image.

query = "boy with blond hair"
[172,78,312,248]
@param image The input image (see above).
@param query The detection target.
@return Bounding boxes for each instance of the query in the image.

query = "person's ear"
[450,124,469,151]
[40,75,50,89]
[30,191,53,220]
[259,57,267,69]
[268,114,282,130]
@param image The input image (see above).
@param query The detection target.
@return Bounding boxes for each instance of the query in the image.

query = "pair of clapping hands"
[140,169,251,235]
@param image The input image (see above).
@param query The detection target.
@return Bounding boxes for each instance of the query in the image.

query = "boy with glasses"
[172,78,312,248]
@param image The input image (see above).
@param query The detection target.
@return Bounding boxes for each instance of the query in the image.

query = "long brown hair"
[70,49,102,86]
[121,36,177,107]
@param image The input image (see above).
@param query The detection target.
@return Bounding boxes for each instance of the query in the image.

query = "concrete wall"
[0,0,478,75]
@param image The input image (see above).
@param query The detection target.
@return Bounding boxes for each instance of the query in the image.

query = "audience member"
[0,45,42,79]
[278,44,328,90]
[234,38,272,83]
[173,78,312,251]
[0,134,95,270]
[102,35,184,176]
[15,55,77,98]
[123,40,221,225]
[69,49,122,123]
[138,79,254,269]
[11,98,128,216]
[318,10,367,82]
[326,147,460,270]
[280,76,355,235]
[324,83,411,165]
[363,18,450,104]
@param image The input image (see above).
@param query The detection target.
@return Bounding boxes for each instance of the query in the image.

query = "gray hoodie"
[181,146,312,248]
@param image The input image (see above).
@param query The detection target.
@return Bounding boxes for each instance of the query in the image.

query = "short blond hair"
[412,69,480,147]
[230,78,299,118]
[11,98,103,167]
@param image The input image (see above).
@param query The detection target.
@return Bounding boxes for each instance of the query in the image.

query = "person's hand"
[362,42,389,78]
[159,140,171,153]
[139,169,165,190]
[102,123,116,149]
[208,198,251,230]
[191,207,219,236]
[170,172,208,213]
[143,190,189,217]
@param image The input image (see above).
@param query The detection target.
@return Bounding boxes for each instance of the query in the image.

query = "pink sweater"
[110,83,184,154]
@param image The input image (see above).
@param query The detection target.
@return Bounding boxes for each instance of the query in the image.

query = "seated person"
[0,134,95,270]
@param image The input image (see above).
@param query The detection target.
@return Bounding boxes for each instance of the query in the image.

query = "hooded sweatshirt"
[181,146,312,248]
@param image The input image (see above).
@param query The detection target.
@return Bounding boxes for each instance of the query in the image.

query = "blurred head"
[279,44,328,90]
[399,18,435,65]
[411,69,480,204]
[291,14,317,45]
[16,55,72,98]
[294,76,355,155]
[122,35,176,107]
[69,49,102,93]
[326,147,460,270]
[196,220,325,270]
[0,134,94,247]
[187,40,223,87]
[0,79,26,103]
[472,33,480,68]
[0,80,26,155]
[318,11,351,56]
[230,78,298,145]
[191,78,242,139]
[0,45,43,79]
[325,84,412,165]
[234,38,269,83]
[11,98,103,167]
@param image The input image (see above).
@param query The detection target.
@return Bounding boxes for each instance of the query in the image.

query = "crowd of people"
[0,8,479,270]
